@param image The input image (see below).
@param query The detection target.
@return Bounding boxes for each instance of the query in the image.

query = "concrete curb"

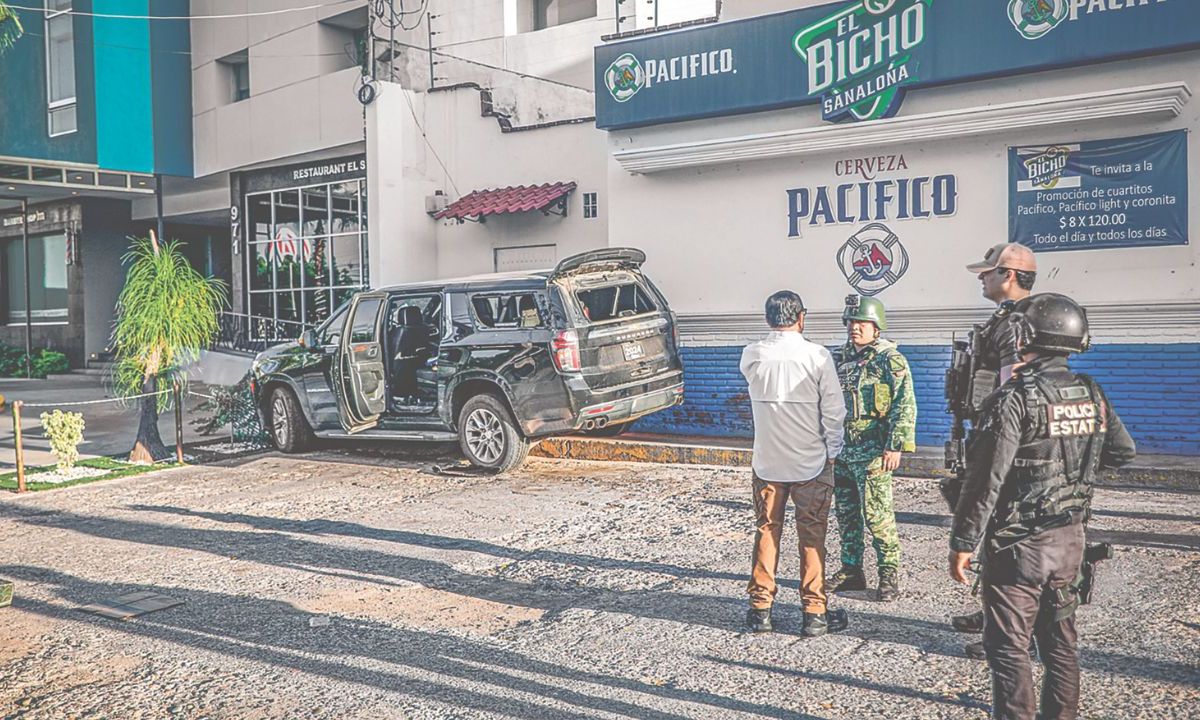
[533,436,1199,491]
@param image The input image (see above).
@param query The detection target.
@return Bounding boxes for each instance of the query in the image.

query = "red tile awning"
[435,182,576,221]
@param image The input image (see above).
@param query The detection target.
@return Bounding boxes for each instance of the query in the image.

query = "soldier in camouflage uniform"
[829,295,917,602]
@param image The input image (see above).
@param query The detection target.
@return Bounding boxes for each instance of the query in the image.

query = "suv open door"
[334,293,387,433]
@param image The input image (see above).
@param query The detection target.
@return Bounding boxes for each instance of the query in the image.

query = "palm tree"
[0,1,23,53]
[111,232,227,463]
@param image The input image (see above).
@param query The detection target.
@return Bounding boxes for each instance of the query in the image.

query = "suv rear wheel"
[269,385,313,453]
[458,394,530,473]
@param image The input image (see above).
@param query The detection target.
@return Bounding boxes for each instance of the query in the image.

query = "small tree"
[0,1,23,53]
[111,233,226,463]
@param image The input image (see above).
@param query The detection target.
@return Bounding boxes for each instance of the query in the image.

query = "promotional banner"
[595,0,1200,129]
[1008,131,1187,252]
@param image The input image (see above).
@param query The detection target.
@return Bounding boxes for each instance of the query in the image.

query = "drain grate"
[78,591,184,620]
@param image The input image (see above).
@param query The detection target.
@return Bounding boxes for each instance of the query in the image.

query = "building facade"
[0,0,193,366]
[594,0,1200,455]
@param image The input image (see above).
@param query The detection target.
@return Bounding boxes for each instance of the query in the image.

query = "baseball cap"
[966,243,1037,273]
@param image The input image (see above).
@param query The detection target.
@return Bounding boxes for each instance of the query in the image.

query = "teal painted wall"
[0,1,192,176]
[149,0,193,177]
[0,2,97,163]
[93,0,154,173]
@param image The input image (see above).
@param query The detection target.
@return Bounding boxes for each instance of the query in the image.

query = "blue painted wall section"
[0,2,97,163]
[635,343,1200,455]
[93,0,153,173]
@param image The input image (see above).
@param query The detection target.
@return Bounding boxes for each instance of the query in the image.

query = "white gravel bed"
[24,465,113,484]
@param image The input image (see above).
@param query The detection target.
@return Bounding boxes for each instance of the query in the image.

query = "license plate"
[622,342,645,361]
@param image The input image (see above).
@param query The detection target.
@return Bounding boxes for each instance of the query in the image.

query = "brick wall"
[635,343,1200,455]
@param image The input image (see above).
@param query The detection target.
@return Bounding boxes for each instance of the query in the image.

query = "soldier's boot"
[965,640,987,660]
[877,567,900,602]
[952,609,985,633]
[745,607,773,634]
[829,566,867,593]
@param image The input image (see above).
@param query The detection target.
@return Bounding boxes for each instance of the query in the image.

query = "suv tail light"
[552,329,581,372]
[670,311,680,350]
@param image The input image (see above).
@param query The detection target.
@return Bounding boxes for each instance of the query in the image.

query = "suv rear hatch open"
[550,248,679,393]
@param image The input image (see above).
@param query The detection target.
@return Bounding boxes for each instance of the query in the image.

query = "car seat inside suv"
[388,305,429,401]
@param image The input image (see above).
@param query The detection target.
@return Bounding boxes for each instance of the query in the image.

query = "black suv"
[249,248,684,472]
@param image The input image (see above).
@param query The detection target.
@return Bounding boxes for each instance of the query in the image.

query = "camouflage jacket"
[835,338,918,461]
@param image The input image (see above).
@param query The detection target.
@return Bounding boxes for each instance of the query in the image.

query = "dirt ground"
[0,444,1197,719]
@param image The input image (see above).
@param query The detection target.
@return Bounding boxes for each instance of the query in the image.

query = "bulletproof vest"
[992,370,1107,541]
[962,303,1016,420]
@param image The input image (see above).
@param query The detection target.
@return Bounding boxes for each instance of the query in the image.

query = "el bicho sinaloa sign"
[595,0,1200,130]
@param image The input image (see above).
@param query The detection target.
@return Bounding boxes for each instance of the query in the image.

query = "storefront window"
[5,233,69,324]
[244,178,368,336]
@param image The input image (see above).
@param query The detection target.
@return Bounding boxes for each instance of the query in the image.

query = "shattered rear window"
[575,282,658,322]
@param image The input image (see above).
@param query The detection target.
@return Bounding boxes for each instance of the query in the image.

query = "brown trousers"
[747,469,834,613]
[983,522,1085,720]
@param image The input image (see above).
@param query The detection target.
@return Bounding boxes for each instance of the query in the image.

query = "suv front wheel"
[268,385,313,453]
[458,394,530,473]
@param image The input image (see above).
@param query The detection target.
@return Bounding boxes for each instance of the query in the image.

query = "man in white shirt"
[740,291,848,637]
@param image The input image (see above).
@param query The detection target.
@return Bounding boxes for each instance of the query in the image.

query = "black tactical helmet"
[1012,293,1091,356]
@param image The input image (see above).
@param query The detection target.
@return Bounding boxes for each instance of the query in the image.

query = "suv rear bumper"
[576,382,684,430]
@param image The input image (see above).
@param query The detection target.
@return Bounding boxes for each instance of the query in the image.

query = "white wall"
[366,81,609,286]
[190,1,369,178]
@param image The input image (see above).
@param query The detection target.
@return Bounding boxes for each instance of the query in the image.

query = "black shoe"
[829,565,867,592]
[952,610,985,633]
[801,612,828,637]
[965,640,986,660]
[877,568,900,602]
[746,607,773,634]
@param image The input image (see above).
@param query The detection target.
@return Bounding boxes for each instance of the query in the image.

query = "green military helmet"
[842,294,887,332]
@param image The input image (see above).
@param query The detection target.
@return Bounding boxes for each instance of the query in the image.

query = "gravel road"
[1,446,1196,719]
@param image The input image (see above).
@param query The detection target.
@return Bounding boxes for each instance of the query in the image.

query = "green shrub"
[0,342,22,376]
[32,350,69,377]
[0,343,71,378]
[40,409,86,471]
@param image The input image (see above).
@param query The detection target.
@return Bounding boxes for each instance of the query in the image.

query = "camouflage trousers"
[833,456,901,572]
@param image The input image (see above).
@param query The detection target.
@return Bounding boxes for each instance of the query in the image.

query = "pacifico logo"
[1008,0,1068,40]
[837,223,910,296]
[792,0,931,122]
[604,53,645,103]
[605,48,736,103]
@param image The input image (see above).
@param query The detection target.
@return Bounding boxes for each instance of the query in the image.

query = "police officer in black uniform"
[950,243,1040,649]
[948,293,1136,720]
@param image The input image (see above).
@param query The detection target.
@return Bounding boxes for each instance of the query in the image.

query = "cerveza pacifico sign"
[595,0,1199,130]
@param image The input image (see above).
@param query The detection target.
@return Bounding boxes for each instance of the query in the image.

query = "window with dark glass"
[219,50,250,103]
[4,233,69,324]
[583,192,597,219]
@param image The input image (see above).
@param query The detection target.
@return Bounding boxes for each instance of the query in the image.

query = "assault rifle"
[941,303,1012,511]
[941,332,986,511]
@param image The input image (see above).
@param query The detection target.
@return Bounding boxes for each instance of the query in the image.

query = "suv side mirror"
[299,329,319,349]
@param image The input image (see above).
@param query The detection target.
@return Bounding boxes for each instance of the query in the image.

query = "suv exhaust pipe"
[582,419,596,431]
[595,417,608,428]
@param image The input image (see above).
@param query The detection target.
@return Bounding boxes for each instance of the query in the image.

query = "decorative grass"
[0,456,184,492]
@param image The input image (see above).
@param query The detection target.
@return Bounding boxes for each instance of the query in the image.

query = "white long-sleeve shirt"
[740,331,846,482]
